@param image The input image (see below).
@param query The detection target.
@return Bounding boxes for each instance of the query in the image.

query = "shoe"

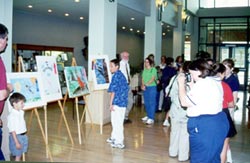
[141,116,148,121]
[111,142,125,149]
[163,119,170,127]
[124,119,132,124]
[106,138,115,144]
[146,119,154,125]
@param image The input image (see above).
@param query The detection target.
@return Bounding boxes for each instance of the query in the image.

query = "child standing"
[8,93,28,161]
[106,59,129,149]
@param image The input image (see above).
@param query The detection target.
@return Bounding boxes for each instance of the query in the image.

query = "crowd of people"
[108,49,239,163]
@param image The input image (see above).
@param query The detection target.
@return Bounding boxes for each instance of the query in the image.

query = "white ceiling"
[13,0,172,36]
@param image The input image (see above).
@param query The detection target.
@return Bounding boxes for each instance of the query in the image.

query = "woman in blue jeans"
[141,57,157,125]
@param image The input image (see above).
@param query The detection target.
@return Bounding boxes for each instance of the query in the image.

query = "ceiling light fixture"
[65,13,69,16]
[122,26,126,30]
[130,28,133,31]
[28,5,33,8]
[48,9,52,13]
[131,18,135,21]
[137,30,140,33]
[80,17,84,20]
[74,0,80,2]
[162,33,166,36]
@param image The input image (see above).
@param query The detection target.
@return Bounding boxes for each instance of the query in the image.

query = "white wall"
[13,11,144,70]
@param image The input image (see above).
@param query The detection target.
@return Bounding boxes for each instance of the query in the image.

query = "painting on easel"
[36,56,62,102]
[90,55,111,90]
[64,66,89,98]
[7,72,46,110]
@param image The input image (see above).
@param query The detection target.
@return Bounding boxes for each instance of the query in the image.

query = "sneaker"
[106,138,115,144]
[141,116,148,121]
[146,119,154,125]
[163,119,170,127]
[111,143,125,149]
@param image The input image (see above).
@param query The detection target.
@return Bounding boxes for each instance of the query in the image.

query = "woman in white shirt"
[178,59,229,163]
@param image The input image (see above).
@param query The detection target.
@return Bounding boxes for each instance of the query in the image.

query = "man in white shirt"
[119,51,133,123]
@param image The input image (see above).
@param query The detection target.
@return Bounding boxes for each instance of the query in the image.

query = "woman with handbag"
[164,61,191,161]
[141,57,157,125]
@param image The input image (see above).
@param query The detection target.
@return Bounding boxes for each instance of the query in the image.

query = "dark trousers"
[0,128,5,160]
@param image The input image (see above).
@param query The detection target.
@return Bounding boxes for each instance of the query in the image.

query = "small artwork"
[64,66,89,98]
[90,55,111,90]
[7,72,46,110]
[36,56,62,102]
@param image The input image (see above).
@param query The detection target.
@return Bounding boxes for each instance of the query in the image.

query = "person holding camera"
[165,61,191,162]
[178,59,229,163]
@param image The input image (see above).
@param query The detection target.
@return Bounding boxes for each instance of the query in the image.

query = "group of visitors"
[109,49,239,163]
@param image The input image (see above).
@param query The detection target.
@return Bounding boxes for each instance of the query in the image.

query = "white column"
[144,0,162,65]
[86,0,117,126]
[0,0,13,160]
[173,5,184,60]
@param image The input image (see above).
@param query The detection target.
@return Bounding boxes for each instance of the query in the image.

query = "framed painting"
[64,66,90,98]
[7,72,46,110]
[90,55,111,90]
[36,56,62,102]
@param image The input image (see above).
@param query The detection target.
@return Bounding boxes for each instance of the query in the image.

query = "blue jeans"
[143,86,157,120]
[0,128,5,160]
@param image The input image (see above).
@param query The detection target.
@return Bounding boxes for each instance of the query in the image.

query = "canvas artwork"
[90,55,111,90]
[36,56,62,102]
[7,72,46,110]
[64,66,89,98]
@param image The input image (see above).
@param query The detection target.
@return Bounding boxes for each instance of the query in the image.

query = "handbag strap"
[166,75,177,96]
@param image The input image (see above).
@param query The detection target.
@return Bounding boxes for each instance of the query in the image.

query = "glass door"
[219,45,248,91]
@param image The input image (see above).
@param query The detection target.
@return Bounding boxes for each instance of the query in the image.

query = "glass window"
[215,0,248,7]
[200,0,214,8]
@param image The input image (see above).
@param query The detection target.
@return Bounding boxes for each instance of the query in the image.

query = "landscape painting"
[64,66,89,98]
[7,72,46,110]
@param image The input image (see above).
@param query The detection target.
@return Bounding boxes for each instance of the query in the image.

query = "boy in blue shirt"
[106,59,129,149]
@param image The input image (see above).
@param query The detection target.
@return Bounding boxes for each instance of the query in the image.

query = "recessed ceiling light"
[137,30,140,33]
[131,18,135,21]
[143,32,146,34]
[48,9,52,13]
[27,5,33,8]
[167,29,170,32]
[75,0,80,2]
[162,33,166,36]
[161,23,164,26]
[167,25,170,28]
[80,17,84,20]
[65,13,69,16]
[122,26,126,30]
[130,28,133,31]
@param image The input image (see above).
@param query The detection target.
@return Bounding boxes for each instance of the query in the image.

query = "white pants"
[169,119,189,161]
[111,105,126,144]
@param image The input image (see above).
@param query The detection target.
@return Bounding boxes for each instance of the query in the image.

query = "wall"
[13,10,144,70]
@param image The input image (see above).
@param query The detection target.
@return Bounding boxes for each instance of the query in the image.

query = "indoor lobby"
[0,0,250,162]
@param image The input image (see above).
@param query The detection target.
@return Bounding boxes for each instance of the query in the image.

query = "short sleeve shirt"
[223,74,240,92]
[222,81,234,109]
[142,67,157,86]
[7,109,27,134]
[0,57,7,114]
[108,70,129,107]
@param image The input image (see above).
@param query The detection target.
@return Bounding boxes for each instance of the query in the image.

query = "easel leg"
[58,101,74,145]
[27,110,34,133]
[75,98,82,144]
[44,106,48,158]
[34,108,53,162]
[22,153,25,161]
[81,96,93,126]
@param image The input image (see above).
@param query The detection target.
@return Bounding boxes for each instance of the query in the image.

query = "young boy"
[8,93,28,161]
[106,59,129,149]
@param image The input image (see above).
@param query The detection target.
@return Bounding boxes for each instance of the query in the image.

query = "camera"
[185,73,192,82]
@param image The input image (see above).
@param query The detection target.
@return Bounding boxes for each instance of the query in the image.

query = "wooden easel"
[17,56,53,162]
[62,57,93,144]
